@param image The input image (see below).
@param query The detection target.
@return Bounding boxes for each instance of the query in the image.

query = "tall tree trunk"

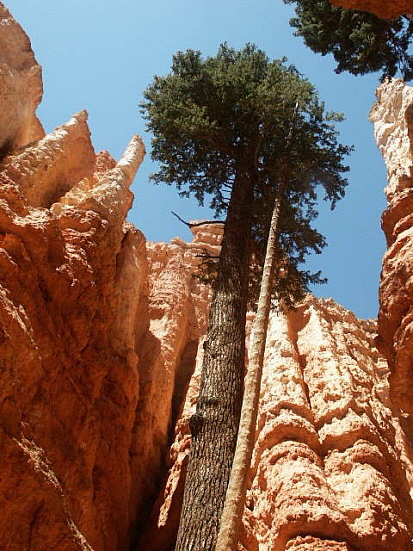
[175,169,254,551]
[214,186,284,551]
[215,109,298,551]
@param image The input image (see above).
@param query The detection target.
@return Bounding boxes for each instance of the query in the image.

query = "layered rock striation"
[0,4,218,550]
[243,300,412,550]
[0,46,216,548]
[0,106,146,549]
[140,298,413,550]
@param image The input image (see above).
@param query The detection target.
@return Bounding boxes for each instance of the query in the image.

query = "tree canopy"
[283,0,413,81]
[141,43,351,306]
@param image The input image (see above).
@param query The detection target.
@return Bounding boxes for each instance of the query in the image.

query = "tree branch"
[171,211,225,228]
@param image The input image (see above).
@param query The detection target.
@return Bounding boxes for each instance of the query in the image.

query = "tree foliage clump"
[142,43,351,307]
[284,0,413,80]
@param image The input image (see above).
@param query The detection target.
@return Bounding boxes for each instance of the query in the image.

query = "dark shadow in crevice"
[168,339,199,446]
[131,338,199,551]
[0,138,13,162]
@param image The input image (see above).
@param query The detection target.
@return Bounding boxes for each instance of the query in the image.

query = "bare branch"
[171,211,225,228]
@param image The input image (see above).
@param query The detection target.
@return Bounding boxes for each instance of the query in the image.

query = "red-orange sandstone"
[1,4,413,551]
[139,298,413,550]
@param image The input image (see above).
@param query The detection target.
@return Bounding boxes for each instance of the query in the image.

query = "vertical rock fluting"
[0,6,216,549]
[243,299,413,550]
[128,224,219,540]
[370,80,413,418]
[2,5,413,551]
[135,223,223,551]
[0,75,215,549]
[139,297,413,551]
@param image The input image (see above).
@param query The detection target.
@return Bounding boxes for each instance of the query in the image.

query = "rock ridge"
[370,79,413,420]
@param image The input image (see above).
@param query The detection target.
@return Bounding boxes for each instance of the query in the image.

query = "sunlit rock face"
[139,298,413,550]
[0,13,216,544]
[0,7,215,550]
[243,300,413,550]
[0,15,214,545]
[0,8,150,550]
[0,109,146,550]
[329,0,412,18]
[0,3,44,156]
[370,79,413,418]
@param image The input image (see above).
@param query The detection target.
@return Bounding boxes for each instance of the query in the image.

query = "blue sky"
[7,0,389,319]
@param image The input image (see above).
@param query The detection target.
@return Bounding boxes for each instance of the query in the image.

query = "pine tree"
[283,0,413,80]
[141,43,351,551]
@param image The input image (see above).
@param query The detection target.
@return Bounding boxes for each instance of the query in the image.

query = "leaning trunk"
[215,187,284,551]
[175,169,254,551]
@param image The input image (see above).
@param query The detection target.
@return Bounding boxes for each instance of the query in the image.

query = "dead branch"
[171,211,225,228]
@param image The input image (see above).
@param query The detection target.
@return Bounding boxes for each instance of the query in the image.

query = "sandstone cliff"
[1,4,413,551]
[370,80,413,420]
[139,298,413,551]
[0,4,44,155]
[0,12,218,549]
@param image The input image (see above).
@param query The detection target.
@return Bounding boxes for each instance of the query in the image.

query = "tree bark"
[214,186,283,551]
[174,169,254,551]
[215,107,298,551]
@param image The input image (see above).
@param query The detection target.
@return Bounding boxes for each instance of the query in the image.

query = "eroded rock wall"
[139,298,413,551]
[0,6,219,550]
[244,300,413,550]
[2,4,413,551]
[0,97,215,551]
[0,109,146,550]
[127,225,218,538]
[0,3,44,156]
[370,79,413,419]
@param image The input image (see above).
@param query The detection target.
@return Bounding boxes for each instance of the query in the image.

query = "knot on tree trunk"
[189,412,204,436]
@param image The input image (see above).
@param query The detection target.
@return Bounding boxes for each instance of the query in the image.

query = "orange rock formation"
[1,4,413,551]
[370,80,413,419]
[139,298,413,550]
[0,4,44,155]
[329,0,412,19]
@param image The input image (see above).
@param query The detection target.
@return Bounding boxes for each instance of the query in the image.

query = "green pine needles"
[141,44,352,306]
[284,0,413,80]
